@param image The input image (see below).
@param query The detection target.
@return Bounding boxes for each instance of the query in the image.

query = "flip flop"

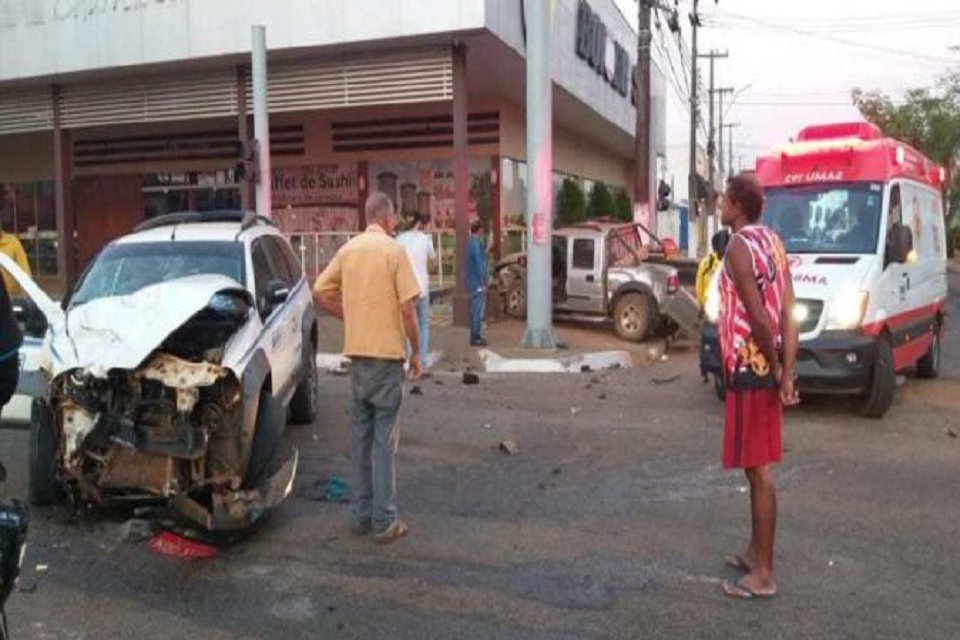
[722,577,777,600]
[725,554,753,573]
[374,518,409,544]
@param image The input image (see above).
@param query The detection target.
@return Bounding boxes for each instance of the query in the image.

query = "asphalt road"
[0,278,958,639]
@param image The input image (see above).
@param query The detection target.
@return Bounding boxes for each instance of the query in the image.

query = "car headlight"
[825,292,869,330]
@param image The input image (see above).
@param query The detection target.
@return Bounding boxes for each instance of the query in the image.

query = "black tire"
[916,325,941,380]
[243,389,284,489]
[857,336,895,419]
[504,279,527,319]
[289,341,318,425]
[613,293,654,342]
[713,373,726,401]
[29,398,64,506]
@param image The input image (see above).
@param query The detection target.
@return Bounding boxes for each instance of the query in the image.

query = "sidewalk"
[316,299,685,374]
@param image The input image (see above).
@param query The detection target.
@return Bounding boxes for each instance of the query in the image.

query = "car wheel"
[614,293,653,342]
[856,336,895,419]
[289,347,318,425]
[505,279,527,319]
[29,398,64,506]
[915,324,941,380]
[243,388,284,490]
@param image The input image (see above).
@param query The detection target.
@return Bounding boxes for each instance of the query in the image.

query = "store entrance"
[142,171,241,219]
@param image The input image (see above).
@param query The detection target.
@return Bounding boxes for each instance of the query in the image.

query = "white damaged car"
[3,211,318,533]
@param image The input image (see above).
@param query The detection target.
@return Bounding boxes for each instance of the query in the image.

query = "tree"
[555,178,586,226]
[613,187,633,222]
[852,63,960,220]
[586,181,616,220]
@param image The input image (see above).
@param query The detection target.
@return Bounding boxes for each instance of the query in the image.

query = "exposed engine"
[51,292,251,506]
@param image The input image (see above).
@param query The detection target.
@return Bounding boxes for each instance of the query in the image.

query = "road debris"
[119,518,154,542]
[598,393,607,400]
[148,532,218,558]
[499,440,520,455]
[323,476,350,503]
[35,564,49,575]
[652,374,681,385]
[570,407,581,416]
[552,467,562,475]
[947,429,957,439]
[462,372,480,385]
[410,385,423,396]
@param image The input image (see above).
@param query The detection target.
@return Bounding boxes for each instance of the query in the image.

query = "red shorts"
[723,389,782,469]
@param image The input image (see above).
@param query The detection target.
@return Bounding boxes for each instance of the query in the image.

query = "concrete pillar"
[491,154,502,262]
[237,65,252,212]
[52,86,76,291]
[452,43,470,327]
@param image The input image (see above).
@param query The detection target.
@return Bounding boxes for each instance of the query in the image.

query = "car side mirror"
[11,297,48,338]
[266,280,290,306]
[886,223,913,265]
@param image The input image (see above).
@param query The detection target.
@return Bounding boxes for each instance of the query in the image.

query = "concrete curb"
[478,348,631,374]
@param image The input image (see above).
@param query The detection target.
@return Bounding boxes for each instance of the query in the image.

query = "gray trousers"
[349,357,404,531]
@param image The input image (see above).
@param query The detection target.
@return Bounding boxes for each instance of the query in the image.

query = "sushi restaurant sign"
[272,164,359,207]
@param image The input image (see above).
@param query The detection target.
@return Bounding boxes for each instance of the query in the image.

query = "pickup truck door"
[566,238,605,313]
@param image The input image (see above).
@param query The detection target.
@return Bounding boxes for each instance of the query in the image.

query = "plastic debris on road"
[323,476,350,503]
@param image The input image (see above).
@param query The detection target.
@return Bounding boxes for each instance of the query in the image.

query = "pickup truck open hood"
[0,253,250,378]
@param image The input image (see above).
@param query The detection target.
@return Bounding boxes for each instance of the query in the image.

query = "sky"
[612,0,960,194]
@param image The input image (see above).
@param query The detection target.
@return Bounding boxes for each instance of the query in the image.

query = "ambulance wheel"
[713,374,726,401]
[916,324,941,380]
[857,337,895,419]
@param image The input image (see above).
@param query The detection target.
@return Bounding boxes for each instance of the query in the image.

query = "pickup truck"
[494,221,701,342]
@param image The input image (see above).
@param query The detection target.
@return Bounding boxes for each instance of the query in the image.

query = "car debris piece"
[323,476,349,503]
[947,429,957,439]
[148,532,218,558]
[499,440,520,455]
[652,374,681,385]
[462,372,480,385]
[410,385,423,396]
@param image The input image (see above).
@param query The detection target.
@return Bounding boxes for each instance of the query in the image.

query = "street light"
[723,82,753,120]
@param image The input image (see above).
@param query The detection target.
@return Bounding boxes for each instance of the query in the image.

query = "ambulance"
[704,121,948,418]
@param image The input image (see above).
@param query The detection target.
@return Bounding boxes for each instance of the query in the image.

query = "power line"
[701,13,957,64]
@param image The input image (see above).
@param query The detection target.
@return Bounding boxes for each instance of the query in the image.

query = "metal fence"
[287,226,528,290]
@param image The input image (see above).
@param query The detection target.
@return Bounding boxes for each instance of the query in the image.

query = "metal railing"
[286,226,528,291]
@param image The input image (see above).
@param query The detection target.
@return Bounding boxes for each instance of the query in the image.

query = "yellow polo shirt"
[0,233,30,297]
[313,225,420,361]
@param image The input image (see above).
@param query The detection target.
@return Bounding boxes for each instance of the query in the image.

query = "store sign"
[272,164,358,207]
[575,0,635,104]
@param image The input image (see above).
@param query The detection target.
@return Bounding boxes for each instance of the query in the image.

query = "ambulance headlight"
[792,302,810,325]
[825,292,869,330]
[704,288,720,323]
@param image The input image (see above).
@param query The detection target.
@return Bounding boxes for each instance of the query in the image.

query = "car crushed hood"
[0,252,252,379]
[55,275,251,377]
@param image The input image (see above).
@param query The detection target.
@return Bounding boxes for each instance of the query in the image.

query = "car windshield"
[71,241,245,307]
[762,182,884,254]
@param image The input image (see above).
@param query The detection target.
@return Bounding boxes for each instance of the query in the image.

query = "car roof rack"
[134,210,276,233]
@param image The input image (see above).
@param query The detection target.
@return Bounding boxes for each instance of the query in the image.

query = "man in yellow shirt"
[313,192,422,544]
[0,229,29,297]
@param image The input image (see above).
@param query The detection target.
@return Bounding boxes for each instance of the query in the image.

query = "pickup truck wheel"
[505,280,527,319]
[289,348,318,425]
[29,398,64,506]
[856,336,895,419]
[614,293,653,342]
[916,324,941,380]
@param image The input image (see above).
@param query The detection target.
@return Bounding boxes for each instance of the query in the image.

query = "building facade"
[0,0,667,295]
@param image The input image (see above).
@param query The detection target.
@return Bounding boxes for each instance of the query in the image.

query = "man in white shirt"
[396,212,436,372]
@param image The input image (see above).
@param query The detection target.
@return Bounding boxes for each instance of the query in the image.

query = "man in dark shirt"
[467,219,488,347]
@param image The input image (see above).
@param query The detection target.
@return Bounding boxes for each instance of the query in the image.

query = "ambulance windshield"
[762,182,883,254]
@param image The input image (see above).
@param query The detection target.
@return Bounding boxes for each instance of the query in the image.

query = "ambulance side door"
[879,182,908,318]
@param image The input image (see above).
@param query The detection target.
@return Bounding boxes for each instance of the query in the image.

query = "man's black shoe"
[470,339,488,347]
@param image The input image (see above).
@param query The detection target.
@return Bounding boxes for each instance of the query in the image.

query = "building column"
[237,65,252,212]
[357,161,369,230]
[52,86,76,291]
[491,154,502,262]
[452,43,470,327]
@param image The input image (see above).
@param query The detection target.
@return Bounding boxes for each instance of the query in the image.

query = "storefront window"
[142,171,241,219]
[501,157,527,228]
[1,180,58,277]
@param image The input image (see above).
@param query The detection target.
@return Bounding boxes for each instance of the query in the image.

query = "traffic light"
[235,139,260,184]
[657,179,672,211]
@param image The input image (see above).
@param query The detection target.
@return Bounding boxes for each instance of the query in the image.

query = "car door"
[566,237,604,313]
[251,238,298,400]
[264,235,306,386]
